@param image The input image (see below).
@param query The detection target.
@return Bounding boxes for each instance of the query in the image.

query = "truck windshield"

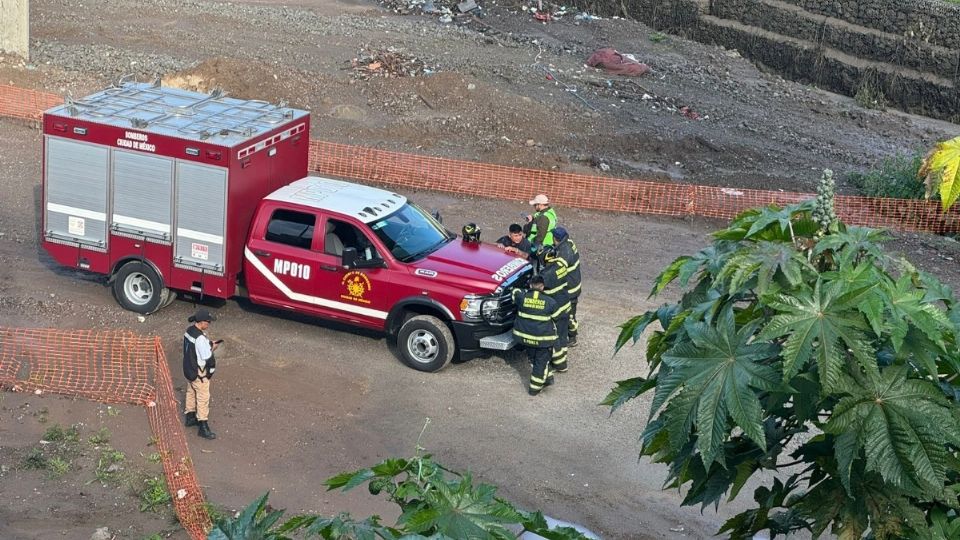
[369,203,453,262]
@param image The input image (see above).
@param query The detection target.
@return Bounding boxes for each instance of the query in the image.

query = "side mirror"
[341,247,358,269]
[432,210,443,224]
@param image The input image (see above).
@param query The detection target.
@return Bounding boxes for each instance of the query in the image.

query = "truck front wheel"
[112,261,169,314]
[397,315,455,372]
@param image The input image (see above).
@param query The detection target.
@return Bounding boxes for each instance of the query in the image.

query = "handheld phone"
[213,339,224,344]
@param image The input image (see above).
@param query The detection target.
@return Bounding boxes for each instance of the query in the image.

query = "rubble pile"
[349,47,435,79]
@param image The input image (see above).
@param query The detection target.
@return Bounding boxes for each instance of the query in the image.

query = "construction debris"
[349,47,434,79]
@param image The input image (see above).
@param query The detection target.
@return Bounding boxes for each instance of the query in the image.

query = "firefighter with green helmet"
[523,193,558,255]
[513,275,560,395]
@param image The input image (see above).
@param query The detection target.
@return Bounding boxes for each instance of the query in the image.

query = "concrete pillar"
[0,0,29,60]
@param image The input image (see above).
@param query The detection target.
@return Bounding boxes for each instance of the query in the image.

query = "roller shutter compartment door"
[44,137,110,248]
[111,150,173,241]
[174,161,227,272]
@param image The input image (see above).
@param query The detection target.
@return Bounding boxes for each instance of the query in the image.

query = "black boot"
[545,376,555,387]
[198,420,217,440]
[184,411,199,427]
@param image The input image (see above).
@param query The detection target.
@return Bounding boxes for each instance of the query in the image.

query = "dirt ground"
[2,0,960,538]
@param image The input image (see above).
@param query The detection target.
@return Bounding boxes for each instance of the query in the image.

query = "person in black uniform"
[539,246,570,373]
[495,224,532,260]
[183,308,220,440]
[512,275,559,396]
[553,227,581,347]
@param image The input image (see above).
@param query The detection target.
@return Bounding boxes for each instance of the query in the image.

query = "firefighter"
[512,275,559,396]
[523,194,558,255]
[183,309,219,440]
[553,227,581,347]
[538,246,571,373]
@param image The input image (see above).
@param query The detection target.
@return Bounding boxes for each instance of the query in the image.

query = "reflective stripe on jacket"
[512,289,558,348]
[557,238,581,298]
[541,260,571,316]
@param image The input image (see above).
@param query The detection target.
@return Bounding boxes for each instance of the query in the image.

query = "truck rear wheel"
[112,261,168,314]
[397,315,454,372]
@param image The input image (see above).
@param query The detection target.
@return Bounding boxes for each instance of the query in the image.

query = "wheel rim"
[406,329,439,364]
[123,272,154,306]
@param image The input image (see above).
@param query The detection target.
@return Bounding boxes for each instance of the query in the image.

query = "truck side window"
[325,219,381,262]
[265,209,315,250]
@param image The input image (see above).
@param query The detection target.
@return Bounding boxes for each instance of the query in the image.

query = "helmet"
[462,223,481,242]
[553,226,569,242]
[538,245,558,266]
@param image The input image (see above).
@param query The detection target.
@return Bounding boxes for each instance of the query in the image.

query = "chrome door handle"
[253,250,271,257]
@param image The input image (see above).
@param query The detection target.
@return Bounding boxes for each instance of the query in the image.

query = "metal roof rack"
[52,78,307,146]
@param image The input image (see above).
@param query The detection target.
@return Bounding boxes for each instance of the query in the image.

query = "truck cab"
[242,177,532,371]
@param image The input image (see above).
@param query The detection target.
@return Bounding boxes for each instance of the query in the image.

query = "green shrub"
[847,153,928,199]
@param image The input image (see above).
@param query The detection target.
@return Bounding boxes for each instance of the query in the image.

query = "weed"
[47,456,70,478]
[854,71,887,110]
[847,153,929,200]
[143,452,163,464]
[36,406,49,424]
[94,448,126,483]
[88,427,111,445]
[649,31,668,43]
[107,406,121,417]
[139,476,172,512]
[21,447,48,470]
[202,502,229,523]
[43,424,80,444]
[147,436,159,447]
[141,535,164,540]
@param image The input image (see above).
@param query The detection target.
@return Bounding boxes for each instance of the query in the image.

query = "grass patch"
[649,31,668,43]
[93,448,126,484]
[138,476,172,512]
[47,457,71,478]
[847,154,929,200]
[21,447,48,470]
[88,427,111,445]
[43,424,81,444]
[142,451,163,464]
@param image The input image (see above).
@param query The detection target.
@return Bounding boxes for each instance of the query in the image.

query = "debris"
[533,11,552,22]
[350,47,433,79]
[457,0,478,13]
[90,528,111,540]
[34,389,42,395]
[137,315,146,323]
[574,12,600,21]
[537,65,597,110]
[599,162,610,171]
[679,106,700,120]
[177,488,188,499]
[525,139,536,147]
[586,48,651,77]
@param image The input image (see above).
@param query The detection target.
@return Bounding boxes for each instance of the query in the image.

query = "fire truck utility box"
[42,83,532,372]
[42,82,310,310]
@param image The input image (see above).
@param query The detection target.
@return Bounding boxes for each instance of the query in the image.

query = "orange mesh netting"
[0,327,211,540]
[2,83,957,234]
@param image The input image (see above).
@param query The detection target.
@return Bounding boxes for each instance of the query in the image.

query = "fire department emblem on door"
[341,271,372,304]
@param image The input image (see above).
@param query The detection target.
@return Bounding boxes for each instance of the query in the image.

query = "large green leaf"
[402,474,519,539]
[884,275,950,363]
[600,377,656,413]
[825,367,960,493]
[920,136,960,211]
[661,308,781,466]
[758,280,877,390]
[813,226,889,262]
[718,241,815,295]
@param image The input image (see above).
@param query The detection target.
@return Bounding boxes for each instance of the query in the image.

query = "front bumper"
[451,320,517,360]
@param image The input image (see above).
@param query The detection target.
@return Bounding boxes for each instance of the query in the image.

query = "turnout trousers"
[551,312,570,372]
[528,347,553,394]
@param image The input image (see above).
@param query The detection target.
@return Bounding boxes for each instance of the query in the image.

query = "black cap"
[188,309,216,323]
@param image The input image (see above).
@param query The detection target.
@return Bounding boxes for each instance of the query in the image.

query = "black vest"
[512,289,559,348]
[183,325,216,381]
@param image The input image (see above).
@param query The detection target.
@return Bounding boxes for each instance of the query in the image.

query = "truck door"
[313,216,392,328]
[244,206,324,314]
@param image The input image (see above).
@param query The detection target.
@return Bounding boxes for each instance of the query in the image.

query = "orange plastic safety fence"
[0,327,211,540]
[1,82,957,234]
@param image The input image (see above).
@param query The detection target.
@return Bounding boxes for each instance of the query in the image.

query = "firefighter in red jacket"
[183,309,220,440]
[512,275,559,395]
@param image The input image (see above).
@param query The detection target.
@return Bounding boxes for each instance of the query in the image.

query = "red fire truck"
[41,82,531,371]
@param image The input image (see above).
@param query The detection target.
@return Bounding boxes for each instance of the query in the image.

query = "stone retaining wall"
[567,0,959,122]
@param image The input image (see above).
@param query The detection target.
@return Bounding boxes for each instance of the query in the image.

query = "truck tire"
[397,314,455,372]
[112,261,168,314]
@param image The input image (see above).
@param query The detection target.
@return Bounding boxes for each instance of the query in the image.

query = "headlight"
[460,294,501,321]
